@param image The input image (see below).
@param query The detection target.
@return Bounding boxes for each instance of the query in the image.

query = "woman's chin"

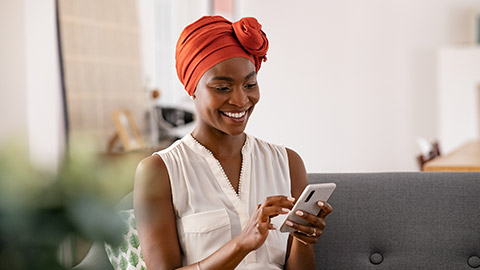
[219,124,248,137]
[221,127,246,136]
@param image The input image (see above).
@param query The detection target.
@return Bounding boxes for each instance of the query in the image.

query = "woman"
[134,15,332,270]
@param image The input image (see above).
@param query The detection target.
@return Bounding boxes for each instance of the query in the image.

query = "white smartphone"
[277,183,336,233]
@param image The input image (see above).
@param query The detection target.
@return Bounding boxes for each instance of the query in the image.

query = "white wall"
[0,0,65,172]
[4,0,480,173]
[437,47,480,153]
[0,0,28,145]
[235,0,480,172]
[25,0,65,172]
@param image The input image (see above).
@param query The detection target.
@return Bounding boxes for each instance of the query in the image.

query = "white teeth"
[224,111,246,118]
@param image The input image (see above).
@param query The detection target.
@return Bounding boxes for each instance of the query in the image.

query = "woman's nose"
[228,87,248,106]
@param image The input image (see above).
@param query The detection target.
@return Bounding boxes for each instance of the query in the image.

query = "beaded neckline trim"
[189,134,248,200]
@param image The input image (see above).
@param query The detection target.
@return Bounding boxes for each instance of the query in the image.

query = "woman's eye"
[215,86,230,91]
[245,83,257,89]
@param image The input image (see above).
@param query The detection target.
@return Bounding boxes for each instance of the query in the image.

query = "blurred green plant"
[0,138,136,269]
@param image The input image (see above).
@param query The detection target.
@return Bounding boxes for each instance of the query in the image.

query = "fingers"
[255,213,279,235]
[257,195,295,219]
[287,218,323,245]
[285,216,325,236]
[294,209,326,229]
[317,201,333,219]
[291,231,318,245]
[253,196,295,235]
[256,220,270,234]
[260,205,290,218]
[284,201,333,244]
[261,195,296,209]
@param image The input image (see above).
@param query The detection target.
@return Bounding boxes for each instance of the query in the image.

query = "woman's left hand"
[286,201,333,245]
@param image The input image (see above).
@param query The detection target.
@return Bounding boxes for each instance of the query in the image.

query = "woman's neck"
[191,128,246,159]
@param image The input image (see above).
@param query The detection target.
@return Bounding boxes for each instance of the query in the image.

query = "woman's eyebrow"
[211,76,233,82]
[245,71,256,80]
[210,71,256,82]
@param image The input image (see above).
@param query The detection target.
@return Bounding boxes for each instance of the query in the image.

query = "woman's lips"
[222,111,246,118]
[220,109,249,122]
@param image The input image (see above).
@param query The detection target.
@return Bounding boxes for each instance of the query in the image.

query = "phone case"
[277,183,336,233]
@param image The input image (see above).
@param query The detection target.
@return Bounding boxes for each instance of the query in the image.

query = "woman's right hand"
[235,196,295,252]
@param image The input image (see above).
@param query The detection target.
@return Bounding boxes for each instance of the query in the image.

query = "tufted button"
[369,253,383,265]
[468,256,480,268]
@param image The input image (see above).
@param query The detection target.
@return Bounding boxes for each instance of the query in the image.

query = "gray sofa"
[73,172,480,269]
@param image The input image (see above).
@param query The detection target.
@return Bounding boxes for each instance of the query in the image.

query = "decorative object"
[111,110,145,152]
[152,106,195,142]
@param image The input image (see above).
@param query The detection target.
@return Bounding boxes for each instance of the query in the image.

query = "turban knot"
[175,16,269,96]
[232,17,268,64]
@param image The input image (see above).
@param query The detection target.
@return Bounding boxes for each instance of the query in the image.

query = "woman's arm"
[134,155,294,270]
[134,155,184,269]
[284,148,332,270]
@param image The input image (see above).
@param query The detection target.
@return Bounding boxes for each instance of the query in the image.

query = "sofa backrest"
[74,172,480,270]
[309,172,480,270]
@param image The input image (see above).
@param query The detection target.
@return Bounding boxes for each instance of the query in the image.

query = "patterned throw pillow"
[105,209,147,270]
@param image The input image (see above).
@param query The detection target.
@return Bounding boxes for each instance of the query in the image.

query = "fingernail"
[317,201,324,207]
[286,220,293,227]
[287,197,295,202]
[282,208,290,213]
[295,210,304,216]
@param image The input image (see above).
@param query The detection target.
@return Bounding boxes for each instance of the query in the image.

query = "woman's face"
[193,57,260,137]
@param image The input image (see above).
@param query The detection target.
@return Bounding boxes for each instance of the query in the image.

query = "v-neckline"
[186,134,248,198]
[182,134,258,263]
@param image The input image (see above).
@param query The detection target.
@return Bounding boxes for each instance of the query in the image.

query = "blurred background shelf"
[423,140,480,171]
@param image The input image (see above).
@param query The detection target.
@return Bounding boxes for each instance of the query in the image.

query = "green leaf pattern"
[130,234,140,249]
[130,217,137,230]
[120,256,128,270]
[112,246,120,257]
[104,209,146,269]
[129,251,139,267]
[120,238,129,253]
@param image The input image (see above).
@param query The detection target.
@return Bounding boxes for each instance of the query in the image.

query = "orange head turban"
[175,16,269,96]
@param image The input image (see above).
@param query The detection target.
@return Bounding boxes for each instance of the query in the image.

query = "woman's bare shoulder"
[134,154,171,202]
[136,154,167,178]
[285,148,308,199]
[134,156,182,268]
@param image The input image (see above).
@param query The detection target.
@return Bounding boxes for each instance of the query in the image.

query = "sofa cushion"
[104,210,146,270]
[309,172,480,269]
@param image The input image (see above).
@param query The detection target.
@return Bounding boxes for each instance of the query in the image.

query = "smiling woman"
[133,15,333,270]
[193,57,260,137]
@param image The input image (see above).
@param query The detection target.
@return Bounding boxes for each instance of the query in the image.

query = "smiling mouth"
[220,109,249,120]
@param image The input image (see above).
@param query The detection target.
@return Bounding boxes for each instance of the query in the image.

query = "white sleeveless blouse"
[154,133,291,269]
